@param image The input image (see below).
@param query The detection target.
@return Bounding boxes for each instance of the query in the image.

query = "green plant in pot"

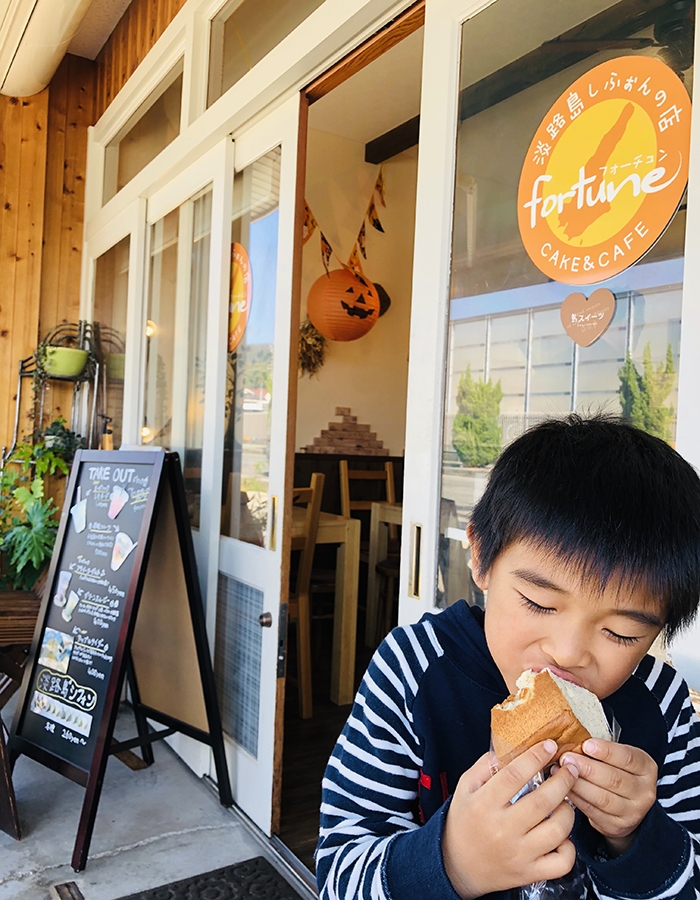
[0,434,72,590]
[32,336,92,411]
[40,416,86,460]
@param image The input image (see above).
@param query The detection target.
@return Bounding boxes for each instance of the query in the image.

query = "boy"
[316,415,700,899]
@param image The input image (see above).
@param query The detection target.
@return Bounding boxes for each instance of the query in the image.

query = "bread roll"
[491,669,611,767]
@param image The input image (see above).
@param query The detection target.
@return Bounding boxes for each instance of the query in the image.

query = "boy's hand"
[560,740,657,857]
[442,740,579,899]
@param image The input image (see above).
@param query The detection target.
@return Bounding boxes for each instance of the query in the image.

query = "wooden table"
[366,501,402,648]
[291,508,360,706]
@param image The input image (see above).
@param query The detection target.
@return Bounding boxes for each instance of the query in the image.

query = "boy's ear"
[467,524,489,591]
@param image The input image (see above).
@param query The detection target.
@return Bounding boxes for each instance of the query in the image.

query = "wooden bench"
[0,588,42,710]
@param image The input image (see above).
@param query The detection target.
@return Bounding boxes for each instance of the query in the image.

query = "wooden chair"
[287,472,324,719]
[339,459,398,559]
[338,459,401,646]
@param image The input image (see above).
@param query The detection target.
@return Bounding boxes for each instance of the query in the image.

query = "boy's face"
[476,539,664,699]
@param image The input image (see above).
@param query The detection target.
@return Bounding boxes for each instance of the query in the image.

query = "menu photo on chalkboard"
[19,458,152,772]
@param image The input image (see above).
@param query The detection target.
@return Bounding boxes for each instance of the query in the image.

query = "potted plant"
[40,417,86,459]
[0,424,80,591]
[31,324,96,413]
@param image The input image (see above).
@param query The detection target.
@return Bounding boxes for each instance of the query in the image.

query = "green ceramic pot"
[105,353,125,381]
[43,347,88,378]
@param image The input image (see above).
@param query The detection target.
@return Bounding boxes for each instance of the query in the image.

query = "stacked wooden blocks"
[305,407,389,456]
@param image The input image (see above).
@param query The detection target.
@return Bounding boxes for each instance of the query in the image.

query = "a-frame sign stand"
[9,450,232,871]
[0,719,20,840]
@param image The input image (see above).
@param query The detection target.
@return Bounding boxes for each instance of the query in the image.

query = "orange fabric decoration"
[307,268,380,342]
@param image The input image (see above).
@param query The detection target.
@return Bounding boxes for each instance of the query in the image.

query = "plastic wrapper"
[489,713,621,900]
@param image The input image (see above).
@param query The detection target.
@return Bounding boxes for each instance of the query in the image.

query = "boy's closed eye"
[518,593,643,646]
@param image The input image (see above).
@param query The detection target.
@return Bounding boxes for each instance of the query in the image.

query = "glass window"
[184,191,213,527]
[143,207,178,448]
[437,0,692,609]
[142,186,213,527]
[207,0,325,106]
[103,61,183,204]
[220,147,281,547]
[93,236,130,449]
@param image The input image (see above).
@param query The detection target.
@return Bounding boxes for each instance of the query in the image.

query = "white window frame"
[102,55,187,206]
[143,140,230,611]
[402,0,700,687]
[85,25,188,227]
[664,16,700,681]
[83,0,417,243]
[80,0,700,646]
[80,198,148,447]
[81,0,422,586]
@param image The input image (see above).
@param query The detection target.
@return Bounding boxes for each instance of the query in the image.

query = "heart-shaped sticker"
[560,288,616,347]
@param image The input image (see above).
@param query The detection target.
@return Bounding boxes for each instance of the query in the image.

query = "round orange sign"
[228,242,252,353]
[518,56,690,285]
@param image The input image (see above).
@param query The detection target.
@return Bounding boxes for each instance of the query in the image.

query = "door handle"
[277,604,287,677]
[269,495,278,551]
[408,522,422,599]
[259,612,273,627]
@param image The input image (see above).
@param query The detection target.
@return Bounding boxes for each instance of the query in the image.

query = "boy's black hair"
[469,414,700,639]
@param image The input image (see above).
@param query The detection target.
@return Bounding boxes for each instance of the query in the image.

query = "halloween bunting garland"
[304,167,388,343]
[357,221,367,259]
[367,198,384,234]
[348,245,363,274]
[320,233,333,276]
[302,204,318,245]
[375,167,386,207]
[348,168,386,269]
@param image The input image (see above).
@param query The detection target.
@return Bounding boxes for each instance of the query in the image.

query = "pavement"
[0,697,315,900]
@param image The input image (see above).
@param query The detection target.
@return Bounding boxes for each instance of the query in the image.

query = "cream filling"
[506,669,610,740]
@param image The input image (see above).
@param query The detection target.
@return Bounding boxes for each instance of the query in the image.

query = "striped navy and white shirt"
[317,601,700,900]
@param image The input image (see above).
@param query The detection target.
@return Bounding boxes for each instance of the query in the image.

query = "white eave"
[0,0,130,97]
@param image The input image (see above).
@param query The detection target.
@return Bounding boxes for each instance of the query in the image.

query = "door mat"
[113,856,306,900]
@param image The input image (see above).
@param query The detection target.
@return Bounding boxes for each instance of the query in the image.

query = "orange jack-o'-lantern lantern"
[306,269,380,341]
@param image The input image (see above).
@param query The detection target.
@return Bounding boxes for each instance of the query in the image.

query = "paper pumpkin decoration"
[373,282,391,317]
[307,268,380,341]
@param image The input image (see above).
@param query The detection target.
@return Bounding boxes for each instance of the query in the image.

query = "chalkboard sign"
[15,456,155,772]
[9,450,231,871]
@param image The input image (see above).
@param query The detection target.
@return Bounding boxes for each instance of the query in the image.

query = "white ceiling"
[309,26,423,145]
[68,0,131,59]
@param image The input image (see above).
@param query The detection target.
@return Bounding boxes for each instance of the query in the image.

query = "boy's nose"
[544,630,591,670]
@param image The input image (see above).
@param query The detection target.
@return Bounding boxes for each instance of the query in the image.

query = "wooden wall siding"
[0,90,49,455]
[95,0,188,120]
[39,54,97,433]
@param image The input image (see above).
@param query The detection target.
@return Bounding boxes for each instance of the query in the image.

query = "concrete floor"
[0,697,316,900]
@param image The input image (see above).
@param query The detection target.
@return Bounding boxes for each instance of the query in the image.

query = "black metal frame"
[1,320,99,468]
[0,713,20,840]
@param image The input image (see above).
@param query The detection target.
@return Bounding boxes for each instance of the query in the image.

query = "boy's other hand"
[442,740,579,899]
[559,740,657,857]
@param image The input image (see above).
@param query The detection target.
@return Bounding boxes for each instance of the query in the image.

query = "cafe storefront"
[76,0,700,873]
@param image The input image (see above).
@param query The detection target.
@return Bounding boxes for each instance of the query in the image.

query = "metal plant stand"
[1,321,99,469]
